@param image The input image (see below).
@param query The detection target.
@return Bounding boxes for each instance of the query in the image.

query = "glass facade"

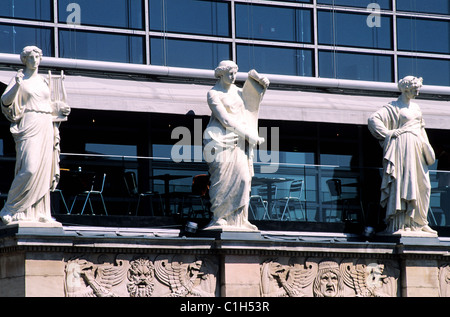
[1,1,450,234]
[0,0,449,85]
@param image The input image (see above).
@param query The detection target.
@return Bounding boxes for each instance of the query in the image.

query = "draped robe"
[0,74,57,223]
[203,72,266,230]
[368,101,435,231]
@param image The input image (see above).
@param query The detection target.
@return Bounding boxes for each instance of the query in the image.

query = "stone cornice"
[1,224,449,260]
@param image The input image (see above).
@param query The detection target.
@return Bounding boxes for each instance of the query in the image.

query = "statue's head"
[214,60,238,79]
[398,76,423,93]
[20,46,43,65]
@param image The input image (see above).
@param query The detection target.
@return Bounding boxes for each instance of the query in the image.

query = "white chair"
[271,180,305,221]
[249,186,268,220]
[70,173,108,215]
[51,188,70,214]
[250,185,278,220]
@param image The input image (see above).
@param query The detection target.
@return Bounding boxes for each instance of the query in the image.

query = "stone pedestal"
[0,221,65,297]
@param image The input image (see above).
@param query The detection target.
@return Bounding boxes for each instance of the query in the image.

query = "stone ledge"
[0,224,449,258]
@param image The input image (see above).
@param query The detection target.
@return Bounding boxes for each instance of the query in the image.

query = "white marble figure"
[368,76,437,236]
[203,60,269,231]
[0,46,70,225]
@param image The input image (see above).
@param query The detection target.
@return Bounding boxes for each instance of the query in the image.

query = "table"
[150,174,191,214]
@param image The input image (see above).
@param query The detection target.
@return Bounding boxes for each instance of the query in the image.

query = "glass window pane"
[397,17,450,54]
[236,4,312,43]
[318,10,392,49]
[59,30,144,64]
[263,0,311,3]
[150,38,230,70]
[319,51,393,82]
[317,0,391,10]
[0,0,52,21]
[398,57,450,87]
[237,44,313,77]
[397,0,450,15]
[150,0,229,37]
[86,143,137,158]
[0,24,53,56]
[58,0,143,29]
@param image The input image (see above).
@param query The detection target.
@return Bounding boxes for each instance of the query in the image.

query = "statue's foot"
[0,212,12,225]
[38,216,57,223]
[421,225,437,235]
[203,218,227,230]
[0,210,26,225]
[243,220,258,231]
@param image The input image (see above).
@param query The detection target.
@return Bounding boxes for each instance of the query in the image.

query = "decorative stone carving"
[368,76,437,236]
[260,257,399,297]
[65,256,127,297]
[203,60,269,232]
[154,255,218,297]
[439,263,450,297]
[260,258,316,297]
[340,259,399,297]
[64,254,218,297]
[127,257,155,297]
[0,46,70,225]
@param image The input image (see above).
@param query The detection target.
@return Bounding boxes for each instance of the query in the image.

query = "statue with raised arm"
[368,76,437,236]
[203,60,269,231]
[0,46,70,225]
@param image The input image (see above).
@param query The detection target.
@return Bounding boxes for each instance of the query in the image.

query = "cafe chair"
[325,178,345,222]
[182,174,211,219]
[70,172,108,215]
[51,188,70,214]
[124,171,163,216]
[326,178,366,224]
[249,186,274,220]
[271,180,305,221]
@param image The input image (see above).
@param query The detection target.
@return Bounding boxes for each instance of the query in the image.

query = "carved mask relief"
[64,254,218,297]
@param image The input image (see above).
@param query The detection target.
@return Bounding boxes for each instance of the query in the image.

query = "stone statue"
[368,76,437,236]
[0,46,70,225]
[203,60,269,231]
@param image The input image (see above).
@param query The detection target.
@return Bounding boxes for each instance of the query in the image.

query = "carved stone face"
[24,51,41,70]
[127,258,155,297]
[319,271,339,297]
[222,68,237,86]
[404,87,419,99]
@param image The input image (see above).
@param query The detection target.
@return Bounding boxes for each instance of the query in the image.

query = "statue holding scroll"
[0,46,70,225]
[203,60,269,231]
[368,76,437,236]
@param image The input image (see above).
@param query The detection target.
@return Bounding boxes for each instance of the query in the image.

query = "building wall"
[1,226,449,297]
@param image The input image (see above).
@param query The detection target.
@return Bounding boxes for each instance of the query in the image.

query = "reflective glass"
[150,0,230,37]
[237,45,313,77]
[0,0,52,21]
[319,51,393,82]
[397,17,450,54]
[58,0,143,29]
[397,0,450,15]
[262,0,311,3]
[398,57,450,87]
[235,4,312,43]
[0,24,53,56]
[150,38,230,70]
[317,0,391,9]
[318,10,392,49]
[59,30,144,64]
